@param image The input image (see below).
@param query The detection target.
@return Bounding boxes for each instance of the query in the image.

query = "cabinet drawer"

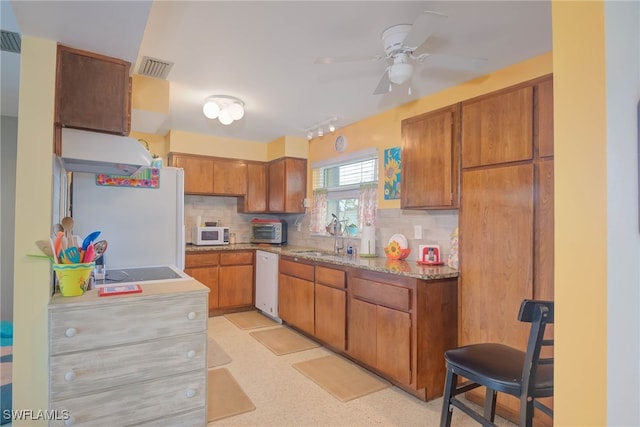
[220,251,253,265]
[135,408,206,427]
[351,277,410,312]
[280,258,314,281]
[185,252,219,268]
[50,333,206,400]
[50,294,207,354]
[50,370,205,427]
[315,265,346,289]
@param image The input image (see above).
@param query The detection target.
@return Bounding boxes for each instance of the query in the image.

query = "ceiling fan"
[315,11,487,95]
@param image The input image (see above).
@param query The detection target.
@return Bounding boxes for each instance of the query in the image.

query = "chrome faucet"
[331,213,344,254]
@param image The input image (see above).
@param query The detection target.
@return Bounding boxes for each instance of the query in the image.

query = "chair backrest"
[518,299,554,400]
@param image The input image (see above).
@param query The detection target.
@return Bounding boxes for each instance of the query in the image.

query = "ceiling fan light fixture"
[388,62,413,85]
[203,95,245,125]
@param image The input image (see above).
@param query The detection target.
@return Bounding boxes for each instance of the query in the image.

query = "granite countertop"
[186,243,458,281]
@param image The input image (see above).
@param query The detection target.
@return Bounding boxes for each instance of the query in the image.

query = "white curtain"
[309,189,328,233]
[358,183,377,229]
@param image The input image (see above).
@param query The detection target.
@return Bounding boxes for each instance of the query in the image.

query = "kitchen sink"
[290,250,333,257]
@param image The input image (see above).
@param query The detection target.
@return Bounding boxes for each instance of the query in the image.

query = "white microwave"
[193,226,229,246]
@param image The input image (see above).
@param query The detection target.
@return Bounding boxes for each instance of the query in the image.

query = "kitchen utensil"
[61,216,74,247]
[83,243,95,263]
[64,246,81,263]
[52,223,63,238]
[92,240,108,261]
[35,240,54,259]
[49,237,59,263]
[81,231,101,251]
[54,231,64,258]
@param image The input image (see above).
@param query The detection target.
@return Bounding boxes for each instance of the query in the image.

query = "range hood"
[59,128,153,176]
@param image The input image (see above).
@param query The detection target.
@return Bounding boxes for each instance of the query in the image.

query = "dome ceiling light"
[202,95,245,125]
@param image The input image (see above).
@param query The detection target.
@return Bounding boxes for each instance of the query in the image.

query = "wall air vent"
[1,30,21,53]
[138,56,174,79]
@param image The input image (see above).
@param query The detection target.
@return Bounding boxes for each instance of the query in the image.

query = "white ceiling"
[2,1,552,143]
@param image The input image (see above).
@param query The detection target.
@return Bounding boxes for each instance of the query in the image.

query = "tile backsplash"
[184,195,458,261]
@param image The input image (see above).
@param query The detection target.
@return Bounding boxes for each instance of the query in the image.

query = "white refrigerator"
[71,167,185,270]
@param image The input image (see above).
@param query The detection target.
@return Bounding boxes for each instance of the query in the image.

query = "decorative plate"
[388,233,408,249]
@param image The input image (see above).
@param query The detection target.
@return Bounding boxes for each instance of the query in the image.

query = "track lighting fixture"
[305,115,338,140]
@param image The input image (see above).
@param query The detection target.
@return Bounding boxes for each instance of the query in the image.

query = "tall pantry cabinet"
[458,75,554,423]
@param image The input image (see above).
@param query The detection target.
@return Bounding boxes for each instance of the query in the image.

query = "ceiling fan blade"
[373,68,391,95]
[402,11,447,50]
[419,53,487,71]
[314,55,383,65]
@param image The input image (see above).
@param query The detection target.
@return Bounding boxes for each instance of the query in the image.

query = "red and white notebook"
[98,284,143,297]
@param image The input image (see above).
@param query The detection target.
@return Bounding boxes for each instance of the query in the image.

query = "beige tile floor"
[207,315,517,427]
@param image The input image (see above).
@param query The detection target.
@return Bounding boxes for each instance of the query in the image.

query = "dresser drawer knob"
[65,328,77,338]
[186,350,196,359]
[64,416,75,426]
[185,388,196,398]
[64,371,76,382]
[187,311,196,320]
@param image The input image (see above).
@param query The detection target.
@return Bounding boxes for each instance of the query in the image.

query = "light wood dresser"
[48,280,209,426]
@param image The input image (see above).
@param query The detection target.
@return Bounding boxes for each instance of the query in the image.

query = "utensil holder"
[53,262,95,297]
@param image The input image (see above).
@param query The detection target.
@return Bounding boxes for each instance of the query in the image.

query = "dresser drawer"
[50,332,206,400]
[50,370,205,427]
[134,408,206,427]
[50,294,207,354]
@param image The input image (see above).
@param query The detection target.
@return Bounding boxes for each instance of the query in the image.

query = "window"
[310,149,378,234]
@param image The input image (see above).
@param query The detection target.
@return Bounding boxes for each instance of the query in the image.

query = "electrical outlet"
[414,225,422,239]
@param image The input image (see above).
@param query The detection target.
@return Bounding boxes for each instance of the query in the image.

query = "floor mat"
[208,336,231,368]
[249,327,320,356]
[208,368,256,422]
[292,355,389,402]
[224,310,279,330]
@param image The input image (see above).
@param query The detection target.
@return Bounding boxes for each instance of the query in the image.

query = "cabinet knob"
[186,350,196,359]
[65,328,77,338]
[64,416,75,426]
[187,312,196,320]
[185,388,196,398]
[64,371,76,382]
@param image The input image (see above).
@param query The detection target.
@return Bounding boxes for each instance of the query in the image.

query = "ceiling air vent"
[1,30,21,53]
[138,56,174,79]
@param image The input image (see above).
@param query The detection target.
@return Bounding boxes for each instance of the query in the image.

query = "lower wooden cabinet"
[277,254,458,401]
[185,250,254,314]
[314,264,347,351]
[278,257,314,335]
[349,276,411,385]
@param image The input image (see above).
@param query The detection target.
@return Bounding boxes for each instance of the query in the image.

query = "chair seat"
[445,343,553,397]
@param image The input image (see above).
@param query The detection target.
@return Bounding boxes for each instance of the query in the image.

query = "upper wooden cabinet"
[401,104,459,209]
[213,158,247,196]
[461,85,534,168]
[168,153,248,196]
[170,154,214,194]
[55,45,131,138]
[238,162,267,213]
[537,78,554,158]
[268,157,307,213]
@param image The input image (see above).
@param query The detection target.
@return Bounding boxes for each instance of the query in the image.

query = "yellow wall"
[552,1,607,424]
[12,36,57,424]
[308,52,552,209]
[130,130,169,160]
[167,129,268,161]
[266,136,286,160]
[131,75,169,113]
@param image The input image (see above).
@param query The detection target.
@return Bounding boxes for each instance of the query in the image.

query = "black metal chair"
[440,300,554,427]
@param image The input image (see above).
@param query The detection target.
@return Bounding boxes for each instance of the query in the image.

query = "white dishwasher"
[255,250,281,322]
